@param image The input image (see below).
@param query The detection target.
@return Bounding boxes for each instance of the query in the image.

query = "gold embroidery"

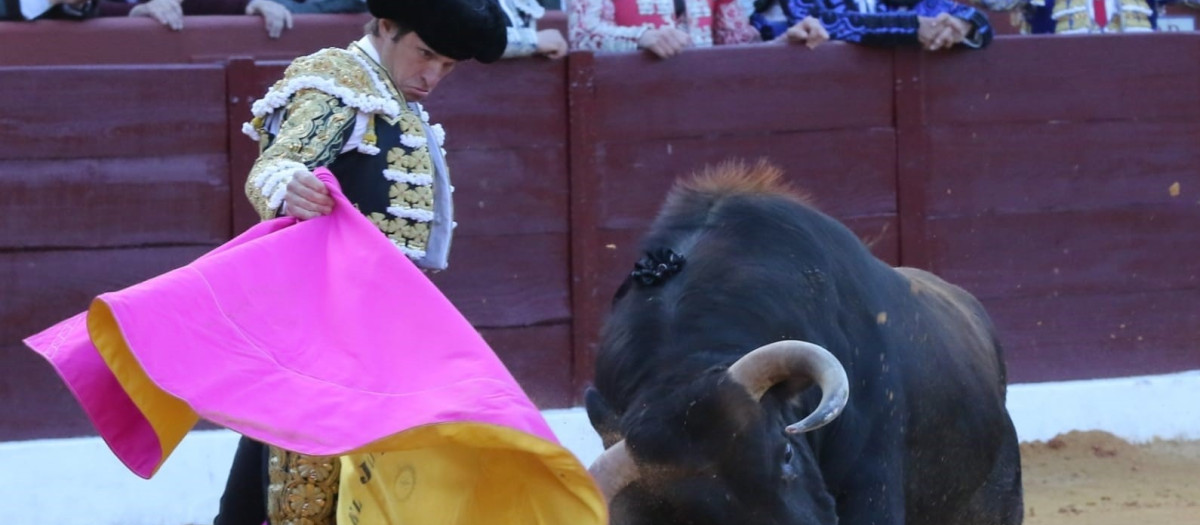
[245,90,356,220]
[363,116,378,149]
[244,42,447,258]
[369,110,439,256]
[244,43,406,221]
[398,113,424,136]
[348,42,406,104]
[367,209,432,251]
[386,137,433,174]
[270,46,400,108]
[392,184,433,210]
[368,212,404,234]
[399,223,430,250]
[267,446,339,525]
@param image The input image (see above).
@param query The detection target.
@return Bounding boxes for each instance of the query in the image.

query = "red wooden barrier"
[0,15,367,65]
[895,33,1200,382]
[1,18,1198,441]
[0,64,233,439]
[0,12,567,66]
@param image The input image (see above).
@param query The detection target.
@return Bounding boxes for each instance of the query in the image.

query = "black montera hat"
[367,0,509,64]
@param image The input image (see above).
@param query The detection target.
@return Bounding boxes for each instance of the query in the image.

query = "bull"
[584,161,1023,525]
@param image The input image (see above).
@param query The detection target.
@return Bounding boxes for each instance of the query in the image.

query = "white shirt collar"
[356,35,383,64]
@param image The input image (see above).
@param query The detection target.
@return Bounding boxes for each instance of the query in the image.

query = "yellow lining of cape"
[338,422,608,525]
[88,299,198,475]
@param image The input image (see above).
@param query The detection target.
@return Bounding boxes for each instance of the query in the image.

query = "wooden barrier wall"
[1,17,1198,441]
[898,33,1200,382]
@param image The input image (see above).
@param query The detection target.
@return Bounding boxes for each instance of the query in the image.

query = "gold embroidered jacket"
[244,40,453,267]
[241,40,454,525]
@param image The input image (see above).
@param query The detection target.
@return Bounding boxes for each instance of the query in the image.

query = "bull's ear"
[585,387,624,449]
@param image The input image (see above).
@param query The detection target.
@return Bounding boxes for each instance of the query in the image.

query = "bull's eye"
[781,442,799,482]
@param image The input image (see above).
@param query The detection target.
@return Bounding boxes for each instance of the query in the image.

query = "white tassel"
[242,122,261,141]
[430,124,446,147]
[250,160,306,209]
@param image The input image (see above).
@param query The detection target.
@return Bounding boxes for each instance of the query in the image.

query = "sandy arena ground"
[1020,431,1200,525]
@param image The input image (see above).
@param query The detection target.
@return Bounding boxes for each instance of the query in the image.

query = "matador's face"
[375,21,458,102]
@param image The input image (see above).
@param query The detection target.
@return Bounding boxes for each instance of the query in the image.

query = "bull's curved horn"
[727,340,850,434]
[588,440,639,502]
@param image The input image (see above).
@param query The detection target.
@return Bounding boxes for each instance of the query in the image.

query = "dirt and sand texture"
[1020,431,1200,525]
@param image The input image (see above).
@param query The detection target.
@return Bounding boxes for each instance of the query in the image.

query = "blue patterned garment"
[751,0,993,47]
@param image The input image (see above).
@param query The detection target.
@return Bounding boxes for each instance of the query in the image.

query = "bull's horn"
[728,340,850,434]
[588,440,639,501]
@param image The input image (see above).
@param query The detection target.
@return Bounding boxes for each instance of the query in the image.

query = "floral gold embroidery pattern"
[369,109,442,259]
[244,47,401,140]
[268,446,340,525]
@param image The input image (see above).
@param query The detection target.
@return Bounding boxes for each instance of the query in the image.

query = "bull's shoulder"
[893,266,992,335]
[892,267,1008,390]
[894,267,976,304]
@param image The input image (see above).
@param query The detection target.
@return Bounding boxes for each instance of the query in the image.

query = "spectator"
[752,0,994,50]
[499,0,569,59]
[1,0,96,20]
[98,0,331,38]
[973,0,1198,33]
[569,0,762,59]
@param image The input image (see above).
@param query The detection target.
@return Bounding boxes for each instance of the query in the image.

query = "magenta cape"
[24,168,605,523]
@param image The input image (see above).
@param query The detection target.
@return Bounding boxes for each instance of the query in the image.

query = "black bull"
[584,162,1023,525]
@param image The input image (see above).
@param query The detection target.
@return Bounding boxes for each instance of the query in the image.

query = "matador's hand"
[282,169,333,220]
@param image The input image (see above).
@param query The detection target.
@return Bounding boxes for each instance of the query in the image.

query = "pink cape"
[24,168,605,523]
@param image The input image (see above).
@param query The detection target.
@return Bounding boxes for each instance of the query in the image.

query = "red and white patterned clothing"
[569,0,761,52]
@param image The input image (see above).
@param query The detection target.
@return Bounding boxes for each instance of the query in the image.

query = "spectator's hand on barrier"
[129,0,184,31]
[919,13,970,51]
[283,169,333,220]
[535,29,569,59]
[935,15,972,50]
[246,0,294,39]
[784,16,829,49]
[638,27,691,59]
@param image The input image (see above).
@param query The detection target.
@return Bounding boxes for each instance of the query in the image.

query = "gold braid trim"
[248,47,400,131]
[268,446,340,525]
